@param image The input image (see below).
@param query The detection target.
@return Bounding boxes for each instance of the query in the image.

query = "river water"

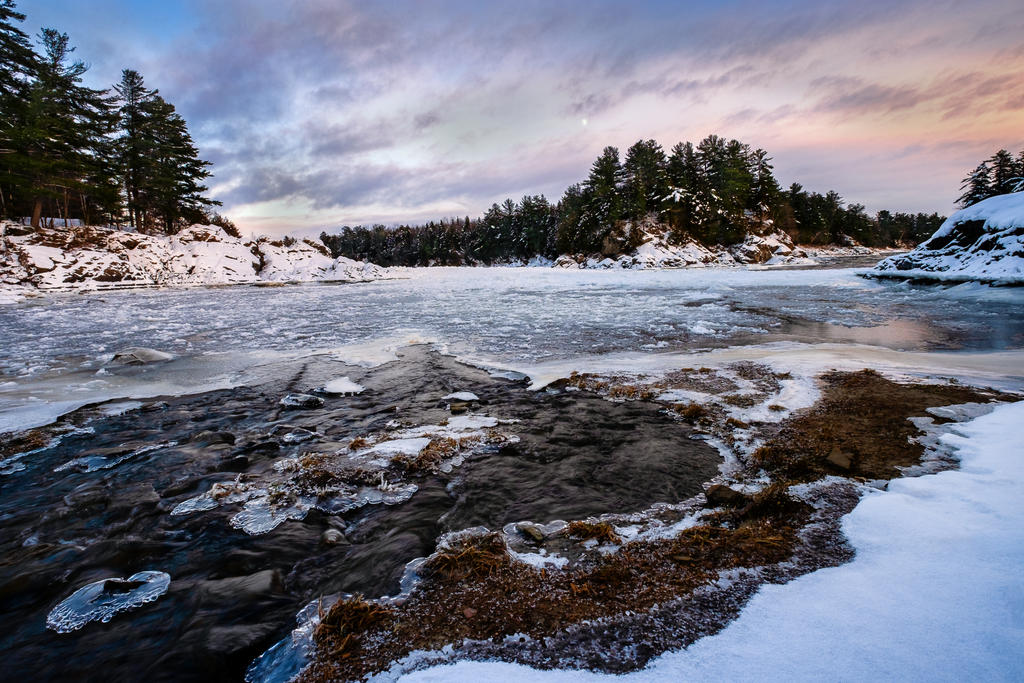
[1,265,1022,681]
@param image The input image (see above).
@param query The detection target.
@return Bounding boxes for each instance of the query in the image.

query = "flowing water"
[1,265,1022,681]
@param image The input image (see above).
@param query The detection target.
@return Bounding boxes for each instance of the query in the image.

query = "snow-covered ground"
[399,400,1024,682]
[0,223,385,301]
[872,192,1024,284]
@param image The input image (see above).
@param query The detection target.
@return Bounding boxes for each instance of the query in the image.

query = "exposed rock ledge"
[550,228,894,270]
[869,193,1024,285]
[0,223,387,302]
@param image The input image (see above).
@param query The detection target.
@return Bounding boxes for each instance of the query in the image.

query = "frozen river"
[1,264,1023,682]
[2,266,1023,433]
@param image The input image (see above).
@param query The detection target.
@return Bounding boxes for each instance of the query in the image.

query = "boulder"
[826,445,853,470]
[871,192,1024,284]
[704,484,750,508]
[110,347,174,365]
[191,430,236,447]
[320,528,347,545]
[200,569,283,600]
[279,393,324,409]
[516,523,545,543]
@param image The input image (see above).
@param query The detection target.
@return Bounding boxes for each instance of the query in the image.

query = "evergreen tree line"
[956,148,1024,208]
[323,137,945,266]
[0,1,228,234]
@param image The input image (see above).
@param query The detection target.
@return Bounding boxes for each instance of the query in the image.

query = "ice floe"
[46,571,171,634]
[320,376,365,395]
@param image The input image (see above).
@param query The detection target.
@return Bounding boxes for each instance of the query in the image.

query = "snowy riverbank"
[0,222,386,302]
[397,399,1024,682]
[871,192,1024,285]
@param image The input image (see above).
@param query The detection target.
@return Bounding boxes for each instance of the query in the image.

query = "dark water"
[0,348,719,681]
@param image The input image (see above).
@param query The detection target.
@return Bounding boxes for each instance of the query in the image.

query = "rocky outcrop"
[553,226,814,270]
[0,223,387,301]
[871,193,1024,285]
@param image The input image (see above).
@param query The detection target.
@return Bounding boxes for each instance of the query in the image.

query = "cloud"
[26,0,1024,232]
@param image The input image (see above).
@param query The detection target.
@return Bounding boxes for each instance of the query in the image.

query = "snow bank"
[400,400,1024,683]
[871,193,1024,284]
[554,228,810,270]
[0,222,386,299]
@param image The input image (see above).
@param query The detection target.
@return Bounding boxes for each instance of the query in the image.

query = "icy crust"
[871,192,1024,284]
[245,594,338,683]
[170,410,514,536]
[54,440,177,473]
[0,424,96,476]
[46,571,171,633]
[0,222,386,299]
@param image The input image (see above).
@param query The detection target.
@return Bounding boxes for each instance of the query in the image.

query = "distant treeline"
[323,136,945,266]
[0,1,232,235]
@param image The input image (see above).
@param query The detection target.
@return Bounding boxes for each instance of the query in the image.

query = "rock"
[871,192,1024,284]
[279,393,324,409]
[102,578,147,593]
[826,445,853,470]
[200,569,283,601]
[270,424,317,444]
[62,484,111,509]
[217,455,249,472]
[320,528,347,545]
[463,607,478,619]
[191,430,236,447]
[449,400,470,414]
[110,347,174,365]
[516,523,545,543]
[704,484,749,508]
[205,622,282,658]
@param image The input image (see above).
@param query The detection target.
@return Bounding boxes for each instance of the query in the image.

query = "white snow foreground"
[398,400,1024,683]
[0,222,386,300]
[872,192,1024,284]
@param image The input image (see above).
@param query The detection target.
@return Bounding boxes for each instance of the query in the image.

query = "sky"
[23,0,1024,236]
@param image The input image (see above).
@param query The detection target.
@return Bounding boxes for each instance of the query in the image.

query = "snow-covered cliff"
[871,193,1024,285]
[553,227,835,269]
[0,223,386,302]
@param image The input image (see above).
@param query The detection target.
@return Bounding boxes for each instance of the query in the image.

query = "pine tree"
[115,71,217,233]
[114,68,156,230]
[0,0,37,218]
[957,162,991,208]
[581,146,623,251]
[10,28,117,228]
[748,148,781,230]
[555,182,589,254]
[1003,149,1019,192]
[621,139,667,222]
[664,141,700,240]
[140,95,217,232]
[989,149,1017,195]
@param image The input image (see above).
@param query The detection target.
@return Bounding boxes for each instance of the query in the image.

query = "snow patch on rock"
[0,222,387,300]
[871,193,1024,284]
[554,227,814,270]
